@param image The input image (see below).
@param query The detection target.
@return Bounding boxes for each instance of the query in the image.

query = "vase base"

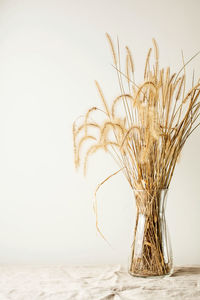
[128,268,174,278]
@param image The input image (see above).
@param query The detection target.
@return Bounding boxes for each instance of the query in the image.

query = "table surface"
[0,265,199,300]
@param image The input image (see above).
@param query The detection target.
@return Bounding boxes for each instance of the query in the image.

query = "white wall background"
[0,0,200,266]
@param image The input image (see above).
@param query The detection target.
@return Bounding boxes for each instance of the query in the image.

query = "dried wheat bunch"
[73,34,200,276]
[73,34,200,192]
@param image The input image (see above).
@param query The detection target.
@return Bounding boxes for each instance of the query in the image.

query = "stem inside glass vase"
[129,189,173,277]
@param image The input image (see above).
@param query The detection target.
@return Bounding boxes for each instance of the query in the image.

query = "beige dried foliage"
[111,94,135,118]
[105,33,117,66]
[73,34,200,276]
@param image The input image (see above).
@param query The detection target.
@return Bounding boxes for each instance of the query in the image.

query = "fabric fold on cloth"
[0,265,199,299]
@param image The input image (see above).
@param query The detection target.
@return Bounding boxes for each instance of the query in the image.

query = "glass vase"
[129,188,173,277]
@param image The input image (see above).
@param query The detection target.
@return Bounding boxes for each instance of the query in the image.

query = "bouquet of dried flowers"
[73,34,200,276]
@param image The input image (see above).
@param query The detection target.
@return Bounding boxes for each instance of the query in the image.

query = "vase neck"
[133,189,168,216]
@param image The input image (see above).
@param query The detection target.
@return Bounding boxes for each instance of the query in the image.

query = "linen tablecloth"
[0,265,199,299]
